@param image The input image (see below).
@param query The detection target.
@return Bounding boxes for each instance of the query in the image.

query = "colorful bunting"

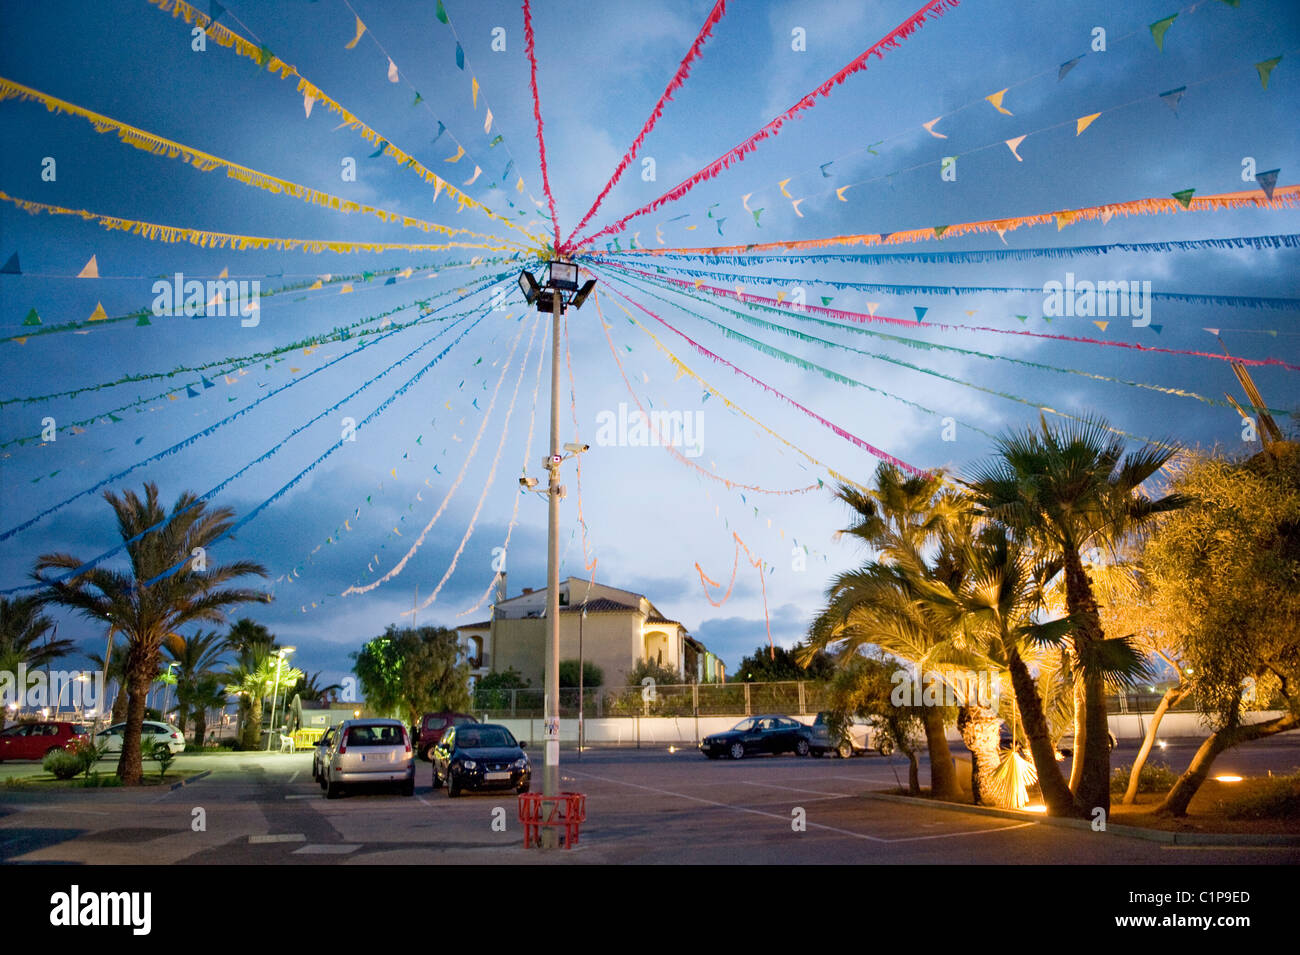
[1159,86,1186,113]
[1058,55,1082,80]
[77,255,99,278]
[1076,113,1100,135]
[985,88,1012,115]
[1255,168,1279,201]
[345,15,365,50]
[1149,14,1177,52]
[1005,135,1026,161]
[1256,55,1282,89]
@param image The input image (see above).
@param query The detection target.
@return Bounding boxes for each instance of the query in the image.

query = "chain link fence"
[472,681,836,720]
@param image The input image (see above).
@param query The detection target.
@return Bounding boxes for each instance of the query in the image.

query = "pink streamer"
[601,279,928,476]
[574,0,960,248]
[523,0,562,249]
[603,261,1300,373]
[564,0,729,249]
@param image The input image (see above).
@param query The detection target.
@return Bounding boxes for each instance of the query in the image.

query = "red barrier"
[518,792,586,849]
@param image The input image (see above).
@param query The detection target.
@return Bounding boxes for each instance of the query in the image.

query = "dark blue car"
[699,714,812,760]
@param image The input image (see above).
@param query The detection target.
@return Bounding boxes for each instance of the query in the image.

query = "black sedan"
[431,723,531,797]
[699,714,812,760]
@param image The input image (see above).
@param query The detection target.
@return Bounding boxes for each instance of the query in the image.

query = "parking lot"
[3,741,1298,865]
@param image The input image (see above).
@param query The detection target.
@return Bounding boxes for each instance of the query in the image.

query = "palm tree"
[287,671,344,706]
[808,464,965,802]
[0,595,75,673]
[965,415,1185,812]
[187,673,230,748]
[226,617,275,655]
[34,482,269,784]
[225,644,301,749]
[166,630,228,738]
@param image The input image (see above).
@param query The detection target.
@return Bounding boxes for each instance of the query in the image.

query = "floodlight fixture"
[564,443,590,454]
[547,260,579,292]
[570,279,597,310]
[519,476,539,489]
[518,270,540,305]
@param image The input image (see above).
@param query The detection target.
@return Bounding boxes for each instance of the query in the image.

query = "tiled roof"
[457,620,492,629]
[560,598,640,614]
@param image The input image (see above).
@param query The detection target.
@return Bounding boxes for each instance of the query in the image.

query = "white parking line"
[568,769,1038,844]
[248,833,306,844]
[293,844,360,855]
[739,781,855,798]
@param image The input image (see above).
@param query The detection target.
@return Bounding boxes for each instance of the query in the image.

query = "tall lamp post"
[518,260,596,848]
[264,646,295,751]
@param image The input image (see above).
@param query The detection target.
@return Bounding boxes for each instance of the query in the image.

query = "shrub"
[1110,760,1178,794]
[1222,773,1300,820]
[43,748,85,780]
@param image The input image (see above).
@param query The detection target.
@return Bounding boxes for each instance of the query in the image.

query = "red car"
[0,721,89,761]
[414,712,478,761]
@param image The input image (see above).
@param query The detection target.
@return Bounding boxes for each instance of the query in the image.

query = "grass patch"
[1219,772,1300,820]
[1110,759,1178,794]
[3,768,202,790]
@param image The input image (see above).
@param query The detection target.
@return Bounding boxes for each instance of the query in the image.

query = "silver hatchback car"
[322,719,415,798]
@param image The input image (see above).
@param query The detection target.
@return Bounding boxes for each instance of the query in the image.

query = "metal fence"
[470,681,1202,720]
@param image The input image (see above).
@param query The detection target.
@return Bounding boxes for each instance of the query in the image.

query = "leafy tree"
[1145,443,1300,816]
[825,653,925,794]
[353,625,471,728]
[477,667,531,691]
[626,658,680,687]
[559,659,603,688]
[967,414,1185,813]
[34,483,268,784]
[187,673,229,748]
[736,642,834,682]
[226,617,275,655]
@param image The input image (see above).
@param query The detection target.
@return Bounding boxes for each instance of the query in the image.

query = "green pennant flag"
[488,135,503,147]
[1255,56,1282,89]
[108,414,123,423]
[752,209,763,226]
[436,0,448,24]
[1015,315,1028,323]
[413,91,423,106]
[1171,188,1196,208]
[1149,14,1177,52]
[136,313,151,326]
[820,296,833,306]
[362,271,374,282]
[257,44,273,68]
[22,308,41,326]
[934,225,948,238]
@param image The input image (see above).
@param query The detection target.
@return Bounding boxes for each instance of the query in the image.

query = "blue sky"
[1,0,1297,685]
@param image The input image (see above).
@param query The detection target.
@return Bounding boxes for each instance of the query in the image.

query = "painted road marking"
[293,844,360,855]
[249,833,306,844]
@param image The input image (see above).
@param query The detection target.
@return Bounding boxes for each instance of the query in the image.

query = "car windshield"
[346,724,405,746]
[731,718,756,732]
[456,727,515,749]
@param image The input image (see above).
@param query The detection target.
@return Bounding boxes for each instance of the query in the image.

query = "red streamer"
[600,279,929,476]
[564,0,729,249]
[574,0,960,248]
[523,0,561,250]
[602,261,1300,373]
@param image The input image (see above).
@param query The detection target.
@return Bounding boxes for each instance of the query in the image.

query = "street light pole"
[542,287,563,848]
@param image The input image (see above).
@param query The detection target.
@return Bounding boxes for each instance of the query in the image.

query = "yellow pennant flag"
[77,255,98,278]
[484,108,493,134]
[399,267,412,278]
[340,283,354,294]
[516,177,525,193]
[308,280,322,290]
[88,301,107,321]
[445,144,465,163]
[742,192,753,211]
[836,186,851,201]
[1093,321,1109,332]
[986,88,1012,114]
[1056,212,1077,230]
[1076,112,1101,136]
[464,166,482,186]
[777,291,786,303]
[218,266,228,279]
[345,16,366,50]
[1005,135,1026,161]
[778,178,792,198]
[472,77,480,108]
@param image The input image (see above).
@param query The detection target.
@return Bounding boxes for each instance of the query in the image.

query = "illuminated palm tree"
[965,415,1185,812]
[34,483,268,784]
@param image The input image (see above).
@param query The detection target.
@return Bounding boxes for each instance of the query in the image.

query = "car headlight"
[512,758,527,769]
[461,759,477,770]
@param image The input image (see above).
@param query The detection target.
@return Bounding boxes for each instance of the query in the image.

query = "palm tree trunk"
[1123,686,1187,805]
[1062,547,1112,814]
[1004,645,1082,817]
[922,706,960,801]
[242,696,263,749]
[118,670,150,785]
[193,708,208,749]
[1157,712,1300,817]
[958,706,1003,806]
[111,680,129,723]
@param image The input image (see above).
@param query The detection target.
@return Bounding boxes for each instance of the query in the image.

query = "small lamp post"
[265,646,296,750]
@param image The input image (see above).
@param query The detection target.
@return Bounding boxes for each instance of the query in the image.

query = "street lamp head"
[517,270,540,305]
[547,260,579,292]
[571,279,597,310]
[564,442,590,454]
[519,476,539,489]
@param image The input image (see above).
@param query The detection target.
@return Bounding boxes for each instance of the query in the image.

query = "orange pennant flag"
[986,89,1012,115]
[866,302,879,316]
[77,255,98,278]
[345,16,366,50]
[445,145,465,163]
[836,186,851,201]
[472,77,480,108]
[923,117,947,138]
[308,280,322,290]
[340,284,354,294]
[1076,112,1101,135]
[218,266,228,279]
[1093,321,1109,332]
[778,178,792,198]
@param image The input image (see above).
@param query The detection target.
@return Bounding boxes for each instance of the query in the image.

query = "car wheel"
[877,739,894,757]
[325,778,343,799]
[44,745,65,758]
[447,771,462,798]
[1108,732,1118,751]
[423,747,437,762]
[837,741,853,760]
[795,738,811,758]
[728,742,745,760]
[152,743,170,761]
[400,778,415,797]
[431,766,443,789]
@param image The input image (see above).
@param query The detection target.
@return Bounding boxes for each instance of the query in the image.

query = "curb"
[168,769,211,792]
[861,791,1300,847]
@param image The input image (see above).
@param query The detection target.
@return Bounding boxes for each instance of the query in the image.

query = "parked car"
[313,723,342,786]
[699,714,812,760]
[0,721,89,761]
[96,721,185,757]
[1054,731,1117,759]
[415,711,479,761]
[431,723,530,797]
[322,719,415,798]
[808,711,893,758]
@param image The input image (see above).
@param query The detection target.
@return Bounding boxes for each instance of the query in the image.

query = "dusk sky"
[1,0,1297,687]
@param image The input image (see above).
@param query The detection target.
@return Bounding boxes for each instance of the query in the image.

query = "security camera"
[519,476,538,489]
[564,442,590,454]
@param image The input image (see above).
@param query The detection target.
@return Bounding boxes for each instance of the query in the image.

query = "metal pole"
[543,289,563,848]
[578,608,584,758]
[265,653,282,751]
